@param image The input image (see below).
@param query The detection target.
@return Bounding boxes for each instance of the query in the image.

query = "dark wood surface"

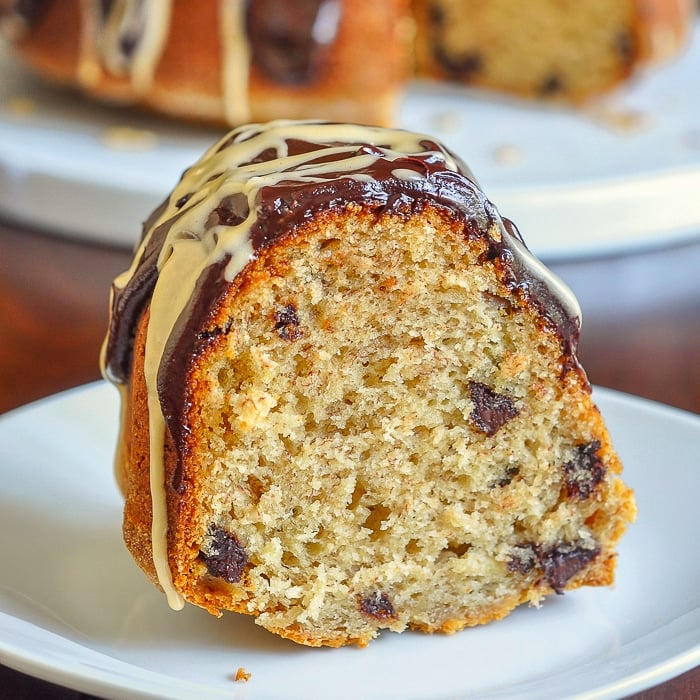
[1,219,698,699]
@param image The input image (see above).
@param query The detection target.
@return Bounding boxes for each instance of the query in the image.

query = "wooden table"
[1,218,698,699]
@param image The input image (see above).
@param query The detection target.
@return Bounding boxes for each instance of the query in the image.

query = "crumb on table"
[235,667,252,682]
[100,126,159,151]
[3,96,38,118]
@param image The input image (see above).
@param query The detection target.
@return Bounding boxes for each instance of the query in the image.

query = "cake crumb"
[235,667,252,682]
[584,104,651,132]
[430,110,462,133]
[4,96,38,119]
[491,143,523,166]
[101,126,159,151]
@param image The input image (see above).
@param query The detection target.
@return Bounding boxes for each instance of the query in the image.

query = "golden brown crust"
[121,306,159,587]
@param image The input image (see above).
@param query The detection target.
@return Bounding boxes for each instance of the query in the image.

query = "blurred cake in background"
[0,0,412,127]
[413,0,695,102]
[0,0,695,126]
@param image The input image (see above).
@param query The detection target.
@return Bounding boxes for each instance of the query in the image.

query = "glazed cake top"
[103,119,581,389]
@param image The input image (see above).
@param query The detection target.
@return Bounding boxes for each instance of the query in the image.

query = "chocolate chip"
[199,525,248,583]
[196,320,232,343]
[119,31,139,58]
[508,540,601,593]
[359,591,396,620]
[469,382,519,436]
[274,303,302,341]
[434,46,484,81]
[563,441,605,500]
[493,465,519,488]
[507,543,537,574]
[540,74,564,96]
[536,543,600,594]
[616,30,635,66]
[428,3,445,26]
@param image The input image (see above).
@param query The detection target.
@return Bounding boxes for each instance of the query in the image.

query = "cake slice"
[101,120,636,647]
[413,0,694,101]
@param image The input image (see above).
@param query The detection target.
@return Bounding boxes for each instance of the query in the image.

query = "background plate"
[0,383,698,700]
[1,24,700,259]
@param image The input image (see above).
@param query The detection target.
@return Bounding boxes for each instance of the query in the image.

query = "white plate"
[1,24,700,259]
[0,382,698,700]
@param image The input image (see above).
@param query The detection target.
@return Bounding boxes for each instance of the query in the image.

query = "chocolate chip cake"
[101,120,636,647]
[413,0,694,101]
[0,0,693,127]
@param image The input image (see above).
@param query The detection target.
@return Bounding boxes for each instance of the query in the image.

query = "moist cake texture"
[101,120,636,647]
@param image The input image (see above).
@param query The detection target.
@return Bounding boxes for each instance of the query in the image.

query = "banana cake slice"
[101,119,636,647]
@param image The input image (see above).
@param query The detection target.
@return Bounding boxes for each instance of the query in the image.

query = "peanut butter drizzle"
[61,0,275,125]
[75,0,175,99]
[76,0,102,89]
[101,119,582,610]
[220,0,252,125]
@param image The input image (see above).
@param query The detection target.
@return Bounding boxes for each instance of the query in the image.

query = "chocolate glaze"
[500,217,582,377]
[103,196,171,385]
[97,0,116,21]
[0,0,54,33]
[159,257,229,494]
[102,122,583,497]
[246,0,340,84]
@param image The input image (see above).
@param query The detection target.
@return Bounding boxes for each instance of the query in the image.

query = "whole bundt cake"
[101,120,636,647]
[0,0,693,125]
[0,0,411,127]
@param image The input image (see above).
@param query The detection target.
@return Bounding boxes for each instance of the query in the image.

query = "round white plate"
[1,24,700,259]
[0,382,698,700]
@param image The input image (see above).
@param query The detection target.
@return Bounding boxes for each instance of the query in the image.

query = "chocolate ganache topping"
[246,0,341,84]
[100,119,582,607]
[104,119,581,388]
